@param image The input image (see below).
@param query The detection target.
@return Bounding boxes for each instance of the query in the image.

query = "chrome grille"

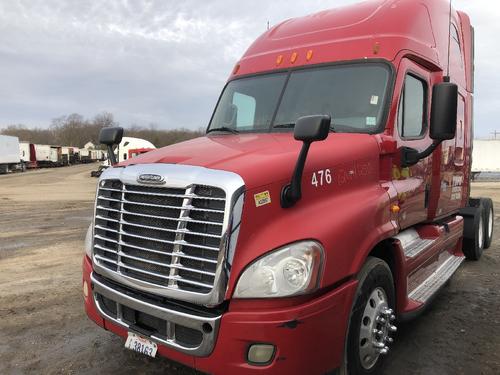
[93,179,226,294]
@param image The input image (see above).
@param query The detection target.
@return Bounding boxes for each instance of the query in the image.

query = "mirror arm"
[401,141,441,167]
[281,141,311,208]
[107,145,117,165]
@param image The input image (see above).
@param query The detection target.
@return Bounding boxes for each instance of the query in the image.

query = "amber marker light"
[290,52,298,64]
[276,55,284,66]
[306,50,314,61]
[83,280,89,299]
[390,205,401,214]
[232,63,241,75]
[373,42,381,55]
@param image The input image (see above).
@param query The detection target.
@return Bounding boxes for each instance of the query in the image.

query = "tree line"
[0,112,204,148]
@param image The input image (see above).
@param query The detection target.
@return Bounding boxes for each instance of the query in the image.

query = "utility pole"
[491,130,500,140]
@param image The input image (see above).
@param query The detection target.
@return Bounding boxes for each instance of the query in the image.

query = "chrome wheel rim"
[359,288,396,370]
[478,215,484,249]
[488,208,494,239]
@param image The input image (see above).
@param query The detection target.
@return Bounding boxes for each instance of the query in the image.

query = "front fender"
[226,180,397,298]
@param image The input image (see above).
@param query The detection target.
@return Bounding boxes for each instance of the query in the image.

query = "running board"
[393,229,436,258]
[408,255,465,303]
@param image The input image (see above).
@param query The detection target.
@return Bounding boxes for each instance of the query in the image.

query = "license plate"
[125,332,158,358]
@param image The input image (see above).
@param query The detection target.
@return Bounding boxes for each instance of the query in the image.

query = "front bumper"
[83,256,357,375]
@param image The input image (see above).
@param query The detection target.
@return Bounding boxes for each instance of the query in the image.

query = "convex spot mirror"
[294,115,331,143]
[430,82,458,141]
[99,127,124,146]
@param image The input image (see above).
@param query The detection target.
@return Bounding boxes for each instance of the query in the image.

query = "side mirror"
[282,115,331,208]
[294,115,331,142]
[99,127,124,146]
[99,127,124,165]
[401,82,458,167]
[430,82,458,141]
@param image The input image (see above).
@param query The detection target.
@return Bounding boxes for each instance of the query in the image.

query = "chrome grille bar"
[91,163,244,306]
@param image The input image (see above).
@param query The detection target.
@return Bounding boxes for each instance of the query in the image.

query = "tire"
[462,204,485,261]
[480,198,494,249]
[341,257,396,375]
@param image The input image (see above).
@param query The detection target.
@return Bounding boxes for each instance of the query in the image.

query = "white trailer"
[90,149,104,161]
[34,144,52,166]
[0,135,22,173]
[80,148,92,163]
[472,140,500,172]
[19,142,31,163]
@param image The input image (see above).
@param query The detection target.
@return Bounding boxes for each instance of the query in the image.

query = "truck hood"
[120,133,380,190]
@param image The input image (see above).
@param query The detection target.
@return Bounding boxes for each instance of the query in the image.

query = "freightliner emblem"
[137,174,166,185]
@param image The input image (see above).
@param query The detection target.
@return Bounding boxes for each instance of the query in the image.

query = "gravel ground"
[0,165,498,374]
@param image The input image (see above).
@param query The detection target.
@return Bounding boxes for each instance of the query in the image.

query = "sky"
[0,0,498,138]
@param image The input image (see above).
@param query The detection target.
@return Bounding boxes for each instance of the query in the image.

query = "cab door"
[431,93,467,217]
[392,59,433,229]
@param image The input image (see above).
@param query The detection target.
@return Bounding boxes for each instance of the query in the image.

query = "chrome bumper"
[91,272,221,357]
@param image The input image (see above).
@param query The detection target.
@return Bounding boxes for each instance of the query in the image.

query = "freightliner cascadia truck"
[82,0,495,373]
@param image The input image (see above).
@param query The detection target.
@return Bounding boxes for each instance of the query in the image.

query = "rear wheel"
[481,198,494,249]
[341,257,396,375]
[462,205,485,260]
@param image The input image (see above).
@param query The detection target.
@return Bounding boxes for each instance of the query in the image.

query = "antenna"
[445,0,452,81]
[267,20,270,30]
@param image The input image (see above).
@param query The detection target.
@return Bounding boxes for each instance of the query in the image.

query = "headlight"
[234,241,324,299]
[84,224,93,258]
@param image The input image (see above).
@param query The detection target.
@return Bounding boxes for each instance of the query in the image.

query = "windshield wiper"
[273,123,295,129]
[206,126,239,134]
[274,122,337,132]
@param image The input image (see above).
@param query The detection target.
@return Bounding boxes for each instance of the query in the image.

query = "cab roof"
[232,0,472,91]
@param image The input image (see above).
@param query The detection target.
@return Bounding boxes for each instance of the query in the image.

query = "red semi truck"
[83,1,495,374]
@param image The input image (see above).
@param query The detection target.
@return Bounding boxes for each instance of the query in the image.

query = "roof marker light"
[290,52,298,64]
[373,42,381,55]
[233,63,241,75]
[306,50,314,61]
[276,55,284,66]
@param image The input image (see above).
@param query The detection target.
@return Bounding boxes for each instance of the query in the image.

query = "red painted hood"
[120,133,380,190]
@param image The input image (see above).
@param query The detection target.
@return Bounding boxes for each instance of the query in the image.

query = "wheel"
[462,205,485,260]
[21,163,27,172]
[480,198,494,249]
[341,257,396,375]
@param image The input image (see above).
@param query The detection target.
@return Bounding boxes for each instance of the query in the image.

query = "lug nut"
[373,342,385,349]
[390,314,396,321]
[377,316,386,323]
[379,347,389,355]
[389,325,397,332]
[386,337,394,344]
[382,308,393,316]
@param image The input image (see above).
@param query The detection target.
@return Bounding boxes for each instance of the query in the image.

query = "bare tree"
[1,112,203,148]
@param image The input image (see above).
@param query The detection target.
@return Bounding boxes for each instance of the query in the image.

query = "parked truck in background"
[114,136,156,163]
[0,135,22,174]
[82,1,495,374]
[90,137,156,177]
[19,142,37,169]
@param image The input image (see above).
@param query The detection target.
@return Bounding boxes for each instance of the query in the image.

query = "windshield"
[208,63,391,134]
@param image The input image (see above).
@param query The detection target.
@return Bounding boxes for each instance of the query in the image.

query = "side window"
[398,74,426,139]
[232,92,256,128]
[123,153,127,160]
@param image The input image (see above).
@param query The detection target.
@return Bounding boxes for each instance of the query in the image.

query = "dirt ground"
[0,164,499,375]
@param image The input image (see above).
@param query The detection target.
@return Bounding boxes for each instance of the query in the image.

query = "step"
[394,229,436,258]
[408,255,465,304]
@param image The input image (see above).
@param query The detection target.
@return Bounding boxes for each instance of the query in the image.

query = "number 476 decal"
[312,169,332,187]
